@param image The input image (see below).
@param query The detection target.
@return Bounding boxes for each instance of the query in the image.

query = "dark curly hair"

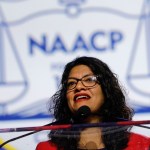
[48,56,134,150]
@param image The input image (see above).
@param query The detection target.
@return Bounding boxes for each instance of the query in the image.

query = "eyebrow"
[68,73,94,80]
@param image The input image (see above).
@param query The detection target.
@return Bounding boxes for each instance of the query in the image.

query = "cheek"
[66,92,74,109]
[93,87,105,104]
[66,92,72,102]
[97,89,104,100]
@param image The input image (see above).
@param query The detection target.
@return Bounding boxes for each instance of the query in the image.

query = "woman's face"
[66,65,105,114]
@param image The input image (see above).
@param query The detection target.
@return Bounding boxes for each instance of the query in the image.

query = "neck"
[78,127,105,149]
[78,114,105,149]
[82,114,102,123]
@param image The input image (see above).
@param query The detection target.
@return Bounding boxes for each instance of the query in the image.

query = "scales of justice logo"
[0,0,149,119]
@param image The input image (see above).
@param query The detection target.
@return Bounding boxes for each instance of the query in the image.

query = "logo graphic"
[0,6,28,115]
[126,0,150,112]
[59,0,86,17]
[0,0,149,120]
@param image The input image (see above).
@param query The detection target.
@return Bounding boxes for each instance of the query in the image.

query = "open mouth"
[74,94,90,102]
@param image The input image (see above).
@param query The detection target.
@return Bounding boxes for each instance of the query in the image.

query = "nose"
[75,81,86,91]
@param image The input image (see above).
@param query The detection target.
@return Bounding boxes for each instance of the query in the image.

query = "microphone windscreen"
[75,106,91,121]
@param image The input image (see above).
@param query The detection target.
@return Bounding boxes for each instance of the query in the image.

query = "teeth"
[76,95,88,100]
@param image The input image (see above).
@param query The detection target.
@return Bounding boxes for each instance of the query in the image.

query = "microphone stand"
[0,106,89,148]
[0,121,65,148]
[0,130,38,148]
[0,120,150,148]
[1,106,150,148]
[116,117,150,129]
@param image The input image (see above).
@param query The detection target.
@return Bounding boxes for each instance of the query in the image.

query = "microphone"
[74,105,91,122]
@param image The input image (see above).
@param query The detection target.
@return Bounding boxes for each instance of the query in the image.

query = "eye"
[84,76,96,82]
[67,81,77,88]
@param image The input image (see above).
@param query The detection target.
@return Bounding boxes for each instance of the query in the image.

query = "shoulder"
[129,132,150,143]
[36,140,57,150]
[124,132,150,150]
